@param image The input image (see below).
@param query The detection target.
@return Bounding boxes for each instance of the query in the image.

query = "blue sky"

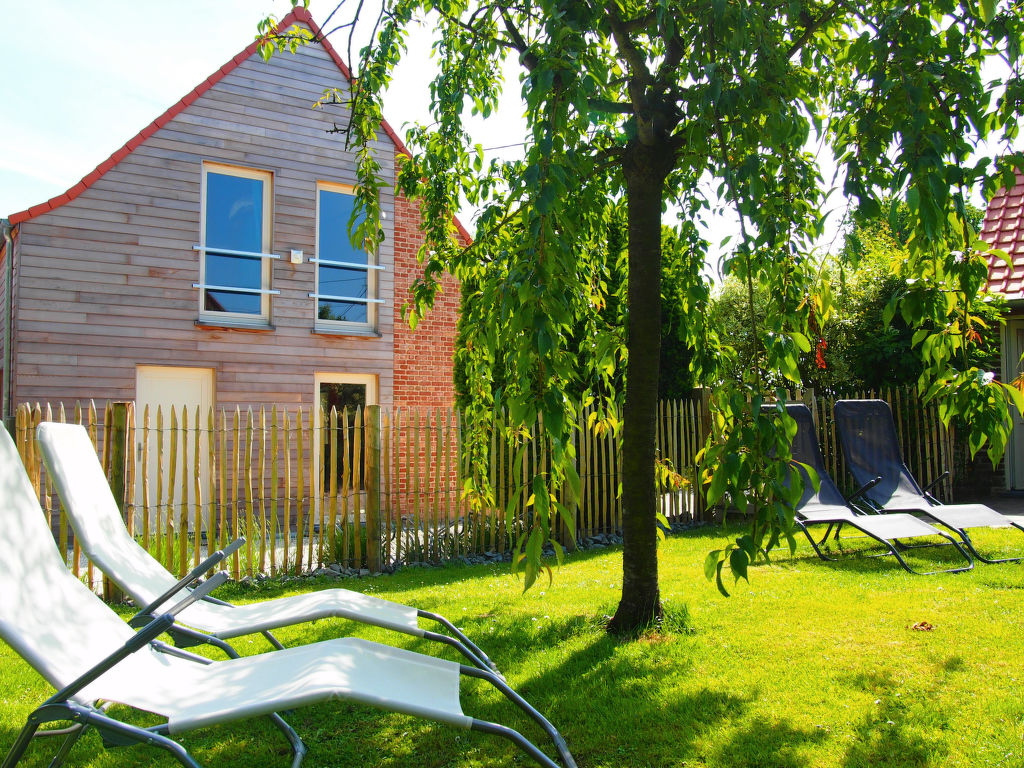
[0,0,486,217]
[1,2,282,216]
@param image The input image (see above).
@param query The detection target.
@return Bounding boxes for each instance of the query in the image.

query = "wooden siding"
[0,234,9,404]
[9,25,415,412]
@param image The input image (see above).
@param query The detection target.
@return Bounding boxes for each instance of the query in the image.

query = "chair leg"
[4,704,203,768]
[954,522,1024,565]
[471,720,565,768]
[461,666,576,768]
[860,529,973,576]
[267,713,307,768]
[44,724,88,768]
[1,721,40,768]
[419,610,503,677]
[262,630,286,651]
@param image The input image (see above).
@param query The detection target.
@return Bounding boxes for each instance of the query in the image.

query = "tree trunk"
[608,140,670,635]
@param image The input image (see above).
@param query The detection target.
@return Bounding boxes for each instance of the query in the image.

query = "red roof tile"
[8,7,472,244]
[983,171,1024,300]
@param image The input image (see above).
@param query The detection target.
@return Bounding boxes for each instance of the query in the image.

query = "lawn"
[1,523,1022,768]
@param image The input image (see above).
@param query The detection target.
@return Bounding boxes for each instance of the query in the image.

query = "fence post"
[104,401,130,601]
[365,405,382,573]
[696,388,713,522]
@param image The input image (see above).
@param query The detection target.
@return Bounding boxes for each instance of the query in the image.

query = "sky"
[0,1,524,217]
[0,2,1015,276]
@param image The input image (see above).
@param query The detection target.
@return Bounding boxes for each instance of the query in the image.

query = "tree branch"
[787,1,845,60]
[589,98,635,114]
[500,7,539,70]
[604,3,656,143]
[656,33,686,88]
[616,10,658,34]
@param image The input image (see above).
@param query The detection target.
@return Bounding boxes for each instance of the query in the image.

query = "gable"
[8,8,413,227]
[983,172,1024,301]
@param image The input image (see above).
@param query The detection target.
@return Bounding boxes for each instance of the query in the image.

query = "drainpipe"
[2,218,13,428]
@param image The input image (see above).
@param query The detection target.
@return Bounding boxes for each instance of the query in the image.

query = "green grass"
[2,523,1023,768]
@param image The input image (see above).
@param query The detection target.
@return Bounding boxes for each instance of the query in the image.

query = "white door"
[1005,321,1024,490]
[135,366,214,531]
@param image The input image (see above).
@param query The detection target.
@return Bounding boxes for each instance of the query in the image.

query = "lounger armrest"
[45,613,175,706]
[166,572,229,617]
[845,476,881,504]
[130,538,244,624]
[921,470,950,495]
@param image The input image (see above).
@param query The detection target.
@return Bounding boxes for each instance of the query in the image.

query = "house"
[0,6,465,429]
[982,171,1024,489]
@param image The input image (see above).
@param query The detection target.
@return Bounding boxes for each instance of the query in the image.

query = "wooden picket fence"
[13,387,952,585]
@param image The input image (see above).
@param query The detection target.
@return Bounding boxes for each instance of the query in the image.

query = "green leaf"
[790,332,811,353]
[729,548,749,583]
[704,549,723,582]
[564,460,582,502]
[552,540,566,566]
[532,475,550,523]
[794,461,820,493]
[1002,382,1024,416]
[707,468,728,507]
[715,562,730,597]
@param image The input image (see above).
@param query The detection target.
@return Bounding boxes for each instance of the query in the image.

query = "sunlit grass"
[2,523,1022,767]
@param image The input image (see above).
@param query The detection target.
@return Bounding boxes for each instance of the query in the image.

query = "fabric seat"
[834,399,1024,563]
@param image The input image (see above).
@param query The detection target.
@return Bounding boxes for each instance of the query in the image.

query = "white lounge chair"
[0,424,576,768]
[36,421,497,672]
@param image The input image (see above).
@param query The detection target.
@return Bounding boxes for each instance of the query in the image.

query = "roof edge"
[8,7,473,243]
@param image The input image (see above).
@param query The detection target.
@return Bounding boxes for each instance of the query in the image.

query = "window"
[196,164,275,323]
[312,183,383,333]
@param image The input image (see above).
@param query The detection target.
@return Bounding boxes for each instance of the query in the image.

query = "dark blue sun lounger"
[834,398,1024,564]
[775,403,972,574]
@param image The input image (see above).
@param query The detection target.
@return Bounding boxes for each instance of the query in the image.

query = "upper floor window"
[312,182,383,333]
[196,163,275,324]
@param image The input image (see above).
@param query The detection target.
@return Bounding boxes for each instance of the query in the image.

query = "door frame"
[312,372,378,519]
[134,365,215,530]
[1003,317,1024,490]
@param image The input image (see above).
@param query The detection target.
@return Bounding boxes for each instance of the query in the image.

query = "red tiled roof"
[8,7,473,244]
[983,172,1024,300]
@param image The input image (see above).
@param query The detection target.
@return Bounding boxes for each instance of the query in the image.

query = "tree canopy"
[261,0,1024,630]
[710,201,1004,394]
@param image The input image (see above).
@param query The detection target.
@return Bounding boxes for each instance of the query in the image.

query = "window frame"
[197,162,275,325]
[311,181,383,334]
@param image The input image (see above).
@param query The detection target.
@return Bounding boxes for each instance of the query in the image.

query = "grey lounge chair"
[775,403,972,574]
[834,399,1024,564]
[0,424,577,768]
[36,421,497,672]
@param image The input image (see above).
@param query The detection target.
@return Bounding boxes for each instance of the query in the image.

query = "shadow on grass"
[838,656,961,768]
[450,616,748,767]
[839,694,946,768]
[763,526,976,576]
[703,714,828,768]
[216,540,627,604]
[204,610,755,767]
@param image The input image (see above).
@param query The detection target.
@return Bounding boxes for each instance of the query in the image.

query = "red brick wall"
[391,192,464,409]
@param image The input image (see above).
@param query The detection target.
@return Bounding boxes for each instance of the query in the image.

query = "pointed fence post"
[365,404,382,573]
[105,401,130,601]
[696,387,713,522]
